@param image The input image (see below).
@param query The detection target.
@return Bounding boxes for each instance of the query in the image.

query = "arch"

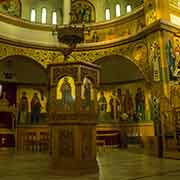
[94,55,146,85]
[115,4,121,17]
[126,4,132,13]
[105,8,111,20]
[0,55,48,85]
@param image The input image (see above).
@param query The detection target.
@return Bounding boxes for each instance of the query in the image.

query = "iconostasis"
[55,76,95,113]
[97,81,151,123]
[16,86,47,124]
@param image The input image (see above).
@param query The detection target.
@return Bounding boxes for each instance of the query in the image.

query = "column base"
[49,159,99,176]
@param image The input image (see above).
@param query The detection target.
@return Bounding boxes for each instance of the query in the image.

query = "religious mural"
[56,76,75,112]
[70,0,95,24]
[132,43,148,66]
[145,0,157,25]
[0,0,21,17]
[18,91,28,124]
[166,39,176,80]
[150,41,161,82]
[173,37,180,77]
[84,13,145,43]
[17,87,47,124]
[97,82,147,123]
[0,91,9,107]
[81,77,93,111]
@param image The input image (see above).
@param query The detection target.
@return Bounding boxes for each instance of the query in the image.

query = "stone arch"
[94,54,147,85]
[0,55,48,85]
[72,45,150,82]
[89,52,150,83]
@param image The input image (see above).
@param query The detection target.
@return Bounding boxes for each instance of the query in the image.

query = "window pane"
[116,4,121,17]
[126,5,132,13]
[42,8,47,24]
[105,9,110,20]
[30,9,36,22]
[52,11,57,25]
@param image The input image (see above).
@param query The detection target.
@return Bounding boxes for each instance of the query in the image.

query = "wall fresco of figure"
[135,87,145,121]
[150,41,161,82]
[56,76,75,112]
[98,91,107,113]
[31,92,41,124]
[17,87,47,124]
[18,91,28,124]
[0,91,9,107]
[97,82,148,123]
[173,38,180,77]
[166,39,176,80]
[81,77,93,111]
[70,0,95,24]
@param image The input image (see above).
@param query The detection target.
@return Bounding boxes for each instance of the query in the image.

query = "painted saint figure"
[83,79,91,110]
[117,88,123,119]
[60,77,73,112]
[123,89,134,121]
[18,91,28,124]
[166,40,176,80]
[109,96,114,119]
[31,93,41,123]
[135,88,145,121]
[0,91,9,107]
[98,91,107,113]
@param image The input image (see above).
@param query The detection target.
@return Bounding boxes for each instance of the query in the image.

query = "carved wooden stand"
[48,61,100,175]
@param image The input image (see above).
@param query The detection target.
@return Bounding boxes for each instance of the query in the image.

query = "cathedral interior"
[0,0,180,179]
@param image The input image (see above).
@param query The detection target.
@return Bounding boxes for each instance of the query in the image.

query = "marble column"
[63,0,71,24]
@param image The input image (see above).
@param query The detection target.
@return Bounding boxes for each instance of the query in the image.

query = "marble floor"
[0,148,180,180]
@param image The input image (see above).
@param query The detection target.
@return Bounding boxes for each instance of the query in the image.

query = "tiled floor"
[0,148,180,180]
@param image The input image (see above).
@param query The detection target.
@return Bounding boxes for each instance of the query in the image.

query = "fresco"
[70,0,95,24]
[150,41,161,82]
[97,82,148,123]
[84,16,145,43]
[17,87,47,124]
[0,0,21,17]
[173,37,180,77]
[56,76,75,112]
[81,77,93,111]
[166,39,176,80]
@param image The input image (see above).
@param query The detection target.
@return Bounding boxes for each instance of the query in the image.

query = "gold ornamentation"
[0,38,151,82]
[133,43,148,63]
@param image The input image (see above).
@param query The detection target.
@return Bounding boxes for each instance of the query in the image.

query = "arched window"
[105,8,110,20]
[41,8,47,24]
[126,5,132,13]
[115,4,121,17]
[52,11,57,25]
[30,9,36,22]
